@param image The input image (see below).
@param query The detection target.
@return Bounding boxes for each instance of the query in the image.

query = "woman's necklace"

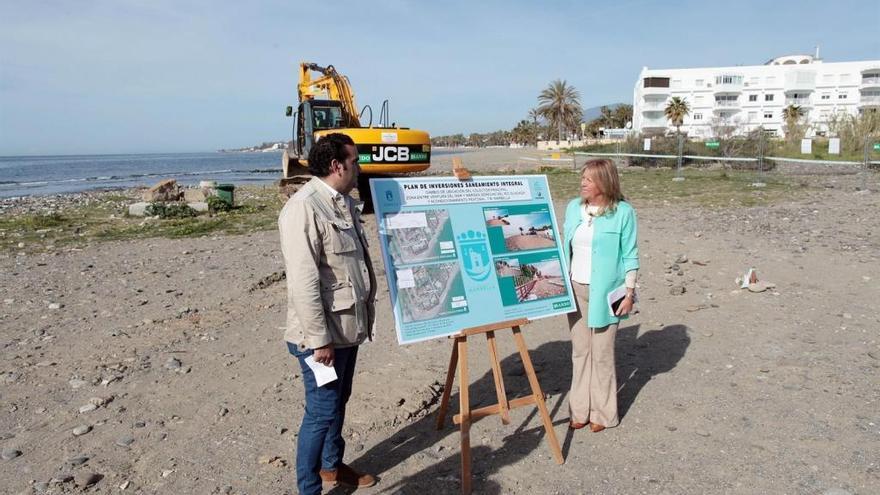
[585,204,601,226]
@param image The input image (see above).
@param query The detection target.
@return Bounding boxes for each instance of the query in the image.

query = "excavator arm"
[298,63,361,128]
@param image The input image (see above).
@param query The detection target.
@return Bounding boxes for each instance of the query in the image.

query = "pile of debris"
[128,180,232,217]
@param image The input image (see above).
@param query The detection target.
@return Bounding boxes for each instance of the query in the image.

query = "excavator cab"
[294,99,345,157]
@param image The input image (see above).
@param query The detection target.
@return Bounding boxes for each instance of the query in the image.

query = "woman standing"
[563,159,639,432]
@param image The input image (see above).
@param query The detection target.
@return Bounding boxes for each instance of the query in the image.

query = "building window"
[695,79,704,86]
[749,94,758,102]
[748,111,758,122]
[820,93,831,100]
[750,77,759,85]
[671,79,682,88]
[693,113,703,120]
[764,112,773,119]
[838,93,848,100]
[694,95,705,104]
[840,74,851,83]
[722,75,738,85]
[643,77,670,88]
[765,94,774,102]
[766,76,777,85]
[715,75,743,85]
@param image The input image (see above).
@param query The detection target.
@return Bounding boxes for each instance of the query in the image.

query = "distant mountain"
[583,103,627,122]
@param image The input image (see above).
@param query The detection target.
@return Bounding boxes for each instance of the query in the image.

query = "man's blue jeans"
[288,343,359,495]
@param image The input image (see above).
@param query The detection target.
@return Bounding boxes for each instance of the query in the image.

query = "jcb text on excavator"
[281,62,431,200]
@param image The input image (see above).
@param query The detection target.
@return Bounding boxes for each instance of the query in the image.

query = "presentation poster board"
[370,175,575,345]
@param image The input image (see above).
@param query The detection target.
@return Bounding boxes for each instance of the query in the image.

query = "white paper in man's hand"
[304,355,338,386]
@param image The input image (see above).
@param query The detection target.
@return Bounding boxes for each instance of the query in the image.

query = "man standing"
[278,133,377,494]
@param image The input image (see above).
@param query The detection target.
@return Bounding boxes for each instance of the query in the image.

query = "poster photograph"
[395,262,468,323]
[494,252,567,306]
[384,209,456,265]
[371,175,575,345]
[484,204,557,253]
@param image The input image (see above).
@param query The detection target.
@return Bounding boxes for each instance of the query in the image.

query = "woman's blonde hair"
[580,158,624,212]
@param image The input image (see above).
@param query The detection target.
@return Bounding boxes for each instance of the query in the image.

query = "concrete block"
[188,202,209,213]
[128,202,150,217]
[184,189,207,202]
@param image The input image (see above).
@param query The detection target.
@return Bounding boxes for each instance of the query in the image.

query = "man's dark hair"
[307,133,356,177]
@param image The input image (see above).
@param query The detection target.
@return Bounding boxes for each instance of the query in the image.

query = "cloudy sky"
[1,0,878,155]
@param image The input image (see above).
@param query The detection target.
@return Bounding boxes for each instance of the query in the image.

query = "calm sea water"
[0,149,459,198]
[0,152,286,198]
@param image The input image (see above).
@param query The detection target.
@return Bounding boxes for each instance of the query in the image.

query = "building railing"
[712,83,743,92]
[641,102,667,111]
[641,119,668,127]
[642,86,670,95]
[860,96,880,105]
[785,98,811,106]
[714,100,740,108]
[861,76,880,85]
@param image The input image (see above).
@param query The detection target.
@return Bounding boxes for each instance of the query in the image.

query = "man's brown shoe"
[320,463,376,488]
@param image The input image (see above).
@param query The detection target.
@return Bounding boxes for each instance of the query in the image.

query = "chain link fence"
[559,134,880,176]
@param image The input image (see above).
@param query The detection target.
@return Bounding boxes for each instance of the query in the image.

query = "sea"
[0,149,463,199]
[0,151,288,199]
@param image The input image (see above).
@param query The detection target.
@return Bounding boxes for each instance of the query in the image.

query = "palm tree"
[664,97,691,135]
[528,107,541,125]
[664,97,690,179]
[782,104,805,142]
[537,80,583,142]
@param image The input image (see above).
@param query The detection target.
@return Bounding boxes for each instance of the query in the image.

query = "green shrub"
[206,195,233,213]
[145,202,197,219]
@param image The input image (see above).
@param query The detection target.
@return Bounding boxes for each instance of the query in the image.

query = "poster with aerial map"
[371,175,575,345]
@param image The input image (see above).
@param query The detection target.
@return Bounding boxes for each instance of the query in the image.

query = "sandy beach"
[1,148,879,494]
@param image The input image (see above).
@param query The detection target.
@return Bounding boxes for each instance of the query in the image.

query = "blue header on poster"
[370,175,575,345]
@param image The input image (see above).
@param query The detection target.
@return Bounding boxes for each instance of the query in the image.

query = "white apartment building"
[632,54,880,139]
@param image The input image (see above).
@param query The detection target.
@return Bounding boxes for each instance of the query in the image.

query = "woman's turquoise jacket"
[562,198,639,328]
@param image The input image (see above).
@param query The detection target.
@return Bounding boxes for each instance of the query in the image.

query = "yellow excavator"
[282,62,431,199]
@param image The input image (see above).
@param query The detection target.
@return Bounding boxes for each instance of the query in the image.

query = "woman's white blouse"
[570,204,600,284]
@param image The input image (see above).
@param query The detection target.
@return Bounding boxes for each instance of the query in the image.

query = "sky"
[1,0,878,155]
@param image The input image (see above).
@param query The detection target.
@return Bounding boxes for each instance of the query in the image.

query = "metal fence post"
[675,133,685,181]
[758,131,765,176]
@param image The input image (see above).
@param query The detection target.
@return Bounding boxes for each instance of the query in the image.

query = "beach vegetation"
[0,186,281,253]
[144,202,198,219]
[207,195,234,213]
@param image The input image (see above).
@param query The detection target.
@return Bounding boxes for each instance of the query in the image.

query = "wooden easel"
[435,318,564,494]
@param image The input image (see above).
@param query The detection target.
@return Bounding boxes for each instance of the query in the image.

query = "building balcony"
[859,96,880,108]
[860,76,880,89]
[640,118,668,129]
[785,97,812,107]
[784,71,817,92]
[641,101,667,112]
[642,86,670,96]
[712,83,742,93]
[713,100,740,111]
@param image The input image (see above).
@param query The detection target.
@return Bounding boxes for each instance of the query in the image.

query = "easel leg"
[458,337,472,495]
[512,326,564,465]
[485,331,511,425]
[435,340,459,430]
